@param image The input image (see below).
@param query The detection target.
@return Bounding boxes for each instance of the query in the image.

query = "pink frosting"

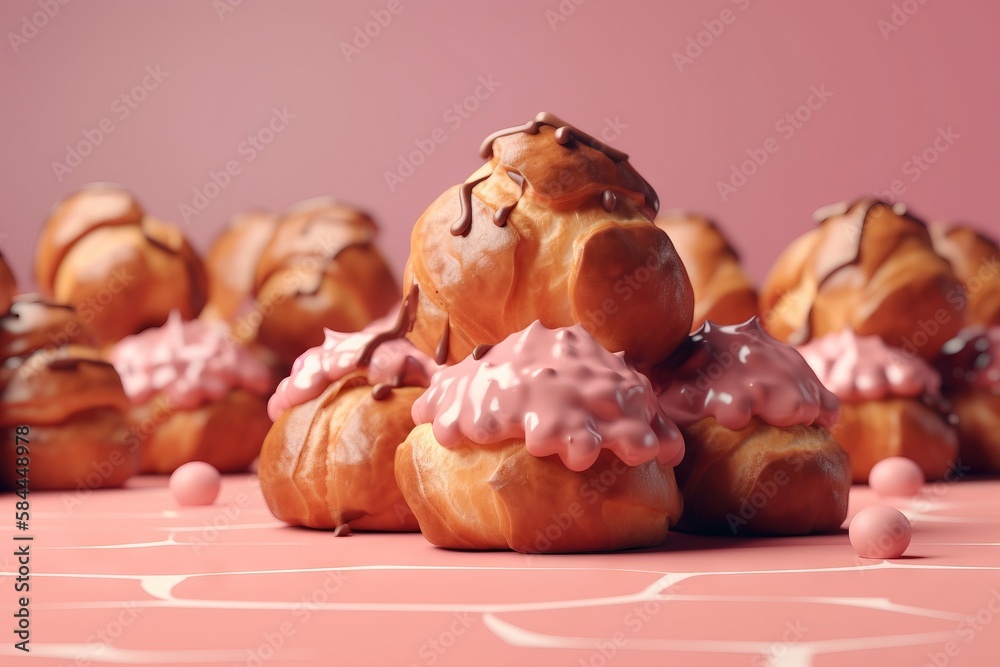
[267,317,442,421]
[652,319,840,429]
[109,311,271,410]
[797,329,942,402]
[937,326,1000,394]
[411,321,684,472]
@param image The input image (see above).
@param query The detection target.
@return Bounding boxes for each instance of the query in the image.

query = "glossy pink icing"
[411,321,684,472]
[267,315,442,421]
[937,326,1000,394]
[797,329,942,402]
[651,319,840,429]
[109,311,271,410]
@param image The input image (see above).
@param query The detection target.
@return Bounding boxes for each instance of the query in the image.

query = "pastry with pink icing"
[936,326,1000,472]
[798,328,957,481]
[395,321,685,553]
[258,313,441,531]
[109,311,273,474]
[647,318,850,536]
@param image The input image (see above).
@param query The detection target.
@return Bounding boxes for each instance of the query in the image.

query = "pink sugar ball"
[170,462,222,506]
[850,505,912,559]
[869,457,924,497]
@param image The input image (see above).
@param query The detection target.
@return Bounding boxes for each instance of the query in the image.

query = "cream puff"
[929,223,999,327]
[798,329,957,481]
[203,210,279,323]
[108,311,272,474]
[404,112,693,367]
[250,198,399,368]
[1,296,136,490]
[760,199,963,360]
[655,212,758,330]
[936,327,1000,472]
[259,313,441,531]
[648,318,849,535]
[395,321,685,553]
[34,184,208,345]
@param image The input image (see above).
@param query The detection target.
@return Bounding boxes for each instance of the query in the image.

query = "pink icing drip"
[653,318,840,430]
[798,329,942,402]
[109,311,271,410]
[411,321,684,473]
[266,316,442,421]
[937,326,1000,394]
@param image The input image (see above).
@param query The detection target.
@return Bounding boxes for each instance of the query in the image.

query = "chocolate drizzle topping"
[450,112,659,237]
[478,112,629,162]
[492,170,527,228]
[601,190,618,212]
[471,343,493,360]
[355,283,419,367]
[789,198,928,345]
[449,175,490,237]
[435,318,451,365]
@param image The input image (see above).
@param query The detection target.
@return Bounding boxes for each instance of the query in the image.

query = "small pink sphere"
[170,462,222,506]
[869,457,925,497]
[850,505,912,559]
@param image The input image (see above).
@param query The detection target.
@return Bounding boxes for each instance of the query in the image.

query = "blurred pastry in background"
[0,297,136,490]
[250,198,399,368]
[760,199,963,361]
[798,329,957,481]
[929,223,999,327]
[202,210,279,322]
[34,183,208,345]
[655,211,757,330]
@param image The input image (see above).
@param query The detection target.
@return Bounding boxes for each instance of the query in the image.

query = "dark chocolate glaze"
[478,112,628,162]
[449,175,490,237]
[452,112,659,238]
[435,318,451,365]
[789,198,929,345]
[601,190,618,213]
[471,343,493,360]
[492,170,528,228]
[355,283,419,367]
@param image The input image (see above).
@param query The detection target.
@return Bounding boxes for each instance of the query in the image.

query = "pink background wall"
[1,0,997,290]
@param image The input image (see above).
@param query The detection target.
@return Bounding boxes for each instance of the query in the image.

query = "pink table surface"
[2,474,999,667]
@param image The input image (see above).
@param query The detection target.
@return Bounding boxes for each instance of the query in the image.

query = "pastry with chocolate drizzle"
[34,184,208,346]
[404,112,693,367]
[202,210,279,323]
[759,198,964,360]
[930,223,1000,327]
[0,296,137,490]
[655,212,758,331]
[250,197,399,369]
